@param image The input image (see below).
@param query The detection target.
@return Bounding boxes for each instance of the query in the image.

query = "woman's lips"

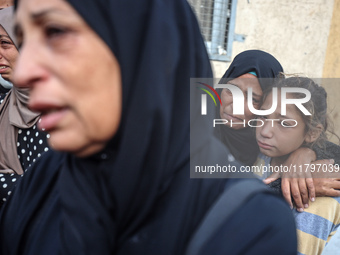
[257,140,274,150]
[0,66,9,74]
[38,108,68,131]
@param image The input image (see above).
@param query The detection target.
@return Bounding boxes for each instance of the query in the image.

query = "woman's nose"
[13,42,47,89]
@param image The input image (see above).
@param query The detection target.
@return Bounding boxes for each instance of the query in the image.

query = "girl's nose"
[259,119,274,139]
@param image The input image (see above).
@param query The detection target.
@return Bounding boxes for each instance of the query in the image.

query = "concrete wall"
[211,0,334,78]
[321,0,340,141]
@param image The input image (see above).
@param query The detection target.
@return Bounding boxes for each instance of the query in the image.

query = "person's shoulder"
[29,150,65,173]
[16,150,65,190]
[324,140,340,152]
[315,140,340,163]
[197,180,297,255]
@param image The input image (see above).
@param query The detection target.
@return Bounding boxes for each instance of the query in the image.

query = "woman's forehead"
[16,0,74,22]
[0,25,8,35]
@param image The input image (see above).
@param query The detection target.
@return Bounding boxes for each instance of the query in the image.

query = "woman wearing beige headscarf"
[0,6,49,207]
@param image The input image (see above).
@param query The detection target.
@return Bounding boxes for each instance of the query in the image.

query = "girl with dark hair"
[255,77,340,255]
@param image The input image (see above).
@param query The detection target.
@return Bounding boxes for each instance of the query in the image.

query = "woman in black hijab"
[0,0,296,254]
[215,50,283,166]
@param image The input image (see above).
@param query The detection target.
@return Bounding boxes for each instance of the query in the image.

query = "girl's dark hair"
[263,76,339,149]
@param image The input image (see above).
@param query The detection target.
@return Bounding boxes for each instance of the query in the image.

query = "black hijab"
[3,0,234,254]
[214,50,283,166]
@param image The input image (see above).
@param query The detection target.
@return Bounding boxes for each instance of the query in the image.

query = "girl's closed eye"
[280,119,297,128]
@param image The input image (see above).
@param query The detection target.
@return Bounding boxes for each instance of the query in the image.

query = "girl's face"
[256,91,309,158]
[219,73,262,130]
[15,0,122,157]
[0,25,18,82]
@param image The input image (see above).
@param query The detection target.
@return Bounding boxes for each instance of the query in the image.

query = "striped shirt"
[254,153,340,255]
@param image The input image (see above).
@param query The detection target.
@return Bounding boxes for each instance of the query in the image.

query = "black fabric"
[215,50,283,166]
[5,0,229,254]
[59,0,229,254]
[215,125,259,166]
[198,192,297,255]
[1,1,297,255]
[186,179,271,255]
[315,140,340,165]
[220,49,284,91]
[0,151,62,255]
[0,86,9,95]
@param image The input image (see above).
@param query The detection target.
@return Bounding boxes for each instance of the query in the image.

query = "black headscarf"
[214,50,283,166]
[3,0,234,254]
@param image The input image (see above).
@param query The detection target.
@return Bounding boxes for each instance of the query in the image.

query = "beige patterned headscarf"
[0,7,40,174]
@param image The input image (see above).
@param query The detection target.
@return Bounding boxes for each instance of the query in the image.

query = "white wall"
[211,0,334,78]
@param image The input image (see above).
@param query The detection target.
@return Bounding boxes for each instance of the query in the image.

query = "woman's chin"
[48,134,107,158]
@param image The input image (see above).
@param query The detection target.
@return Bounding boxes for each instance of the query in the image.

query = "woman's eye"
[1,40,12,45]
[252,98,260,104]
[45,26,67,39]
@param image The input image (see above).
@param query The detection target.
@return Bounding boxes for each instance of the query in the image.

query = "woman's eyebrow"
[0,34,10,39]
[30,8,55,20]
[30,6,69,21]
[14,8,67,35]
[226,82,240,88]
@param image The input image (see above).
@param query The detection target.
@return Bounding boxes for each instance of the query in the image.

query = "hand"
[267,147,317,211]
[313,178,340,197]
[263,168,314,212]
[264,158,335,212]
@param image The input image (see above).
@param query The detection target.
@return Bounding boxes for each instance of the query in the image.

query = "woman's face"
[15,0,122,157]
[219,73,262,130]
[0,25,18,81]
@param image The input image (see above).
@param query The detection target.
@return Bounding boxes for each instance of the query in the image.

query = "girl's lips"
[257,140,274,150]
[38,108,68,131]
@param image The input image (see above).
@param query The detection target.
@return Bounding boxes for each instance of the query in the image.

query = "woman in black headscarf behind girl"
[215,50,284,166]
[0,0,296,254]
